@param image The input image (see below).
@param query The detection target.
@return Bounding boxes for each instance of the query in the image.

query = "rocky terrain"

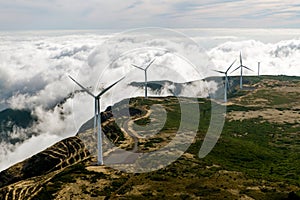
[0,75,299,199]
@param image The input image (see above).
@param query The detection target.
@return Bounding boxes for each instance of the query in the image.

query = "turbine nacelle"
[69,75,124,99]
[69,75,124,165]
[212,60,236,103]
[131,58,156,72]
[231,52,253,74]
[131,58,156,99]
[231,52,253,89]
[231,65,253,74]
[213,59,236,76]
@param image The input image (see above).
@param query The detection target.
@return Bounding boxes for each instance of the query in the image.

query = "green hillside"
[0,76,299,200]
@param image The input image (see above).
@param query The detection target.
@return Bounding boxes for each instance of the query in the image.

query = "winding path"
[123,108,152,152]
[103,108,152,165]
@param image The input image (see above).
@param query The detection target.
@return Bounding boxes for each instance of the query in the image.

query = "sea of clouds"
[0,28,299,171]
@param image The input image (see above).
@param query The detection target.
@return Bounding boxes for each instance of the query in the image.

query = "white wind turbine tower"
[258,62,261,76]
[69,75,124,165]
[213,60,236,102]
[231,52,253,89]
[132,58,156,99]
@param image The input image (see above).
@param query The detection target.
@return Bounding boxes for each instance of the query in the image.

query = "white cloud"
[0,29,213,170]
[209,38,300,76]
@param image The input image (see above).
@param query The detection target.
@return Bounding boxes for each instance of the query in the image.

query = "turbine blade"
[97,76,125,98]
[240,52,243,66]
[145,58,156,70]
[231,66,241,74]
[226,59,236,73]
[243,66,254,72]
[131,64,144,71]
[212,69,225,74]
[68,75,95,97]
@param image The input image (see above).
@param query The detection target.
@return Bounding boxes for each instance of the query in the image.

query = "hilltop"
[0,75,299,199]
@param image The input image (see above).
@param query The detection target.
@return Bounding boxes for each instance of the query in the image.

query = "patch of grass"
[35,163,107,198]
[135,117,151,126]
[103,121,125,143]
[228,90,249,99]
[200,116,300,185]
[227,105,262,112]
[250,89,298,106]
[31,85,300,199]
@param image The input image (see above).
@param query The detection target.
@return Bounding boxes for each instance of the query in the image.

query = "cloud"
[0,32,110,170]
[0,29,214,170]
[209,39,300,76]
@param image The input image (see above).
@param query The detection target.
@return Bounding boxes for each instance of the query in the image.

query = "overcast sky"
[0,0,299,30]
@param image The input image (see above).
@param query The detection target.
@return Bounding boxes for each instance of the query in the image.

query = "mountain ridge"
[0,75,299,199]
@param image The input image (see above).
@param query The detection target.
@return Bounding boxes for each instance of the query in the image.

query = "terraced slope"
[0,137,90,200]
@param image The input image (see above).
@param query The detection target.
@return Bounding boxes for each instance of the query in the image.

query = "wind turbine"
[258,62,261,76]
[213,60,236,102]
[69,75,124,165]
[231,52,253,89]
[132,58,156,98]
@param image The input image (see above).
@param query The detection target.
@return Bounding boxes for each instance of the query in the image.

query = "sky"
[0,0,299,30]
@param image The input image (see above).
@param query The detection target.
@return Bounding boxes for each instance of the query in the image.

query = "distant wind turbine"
[231,52,253,89]
[213,60,236,102]
[69,75,124,165]
[132,58,156,98]
[258,62,261,76]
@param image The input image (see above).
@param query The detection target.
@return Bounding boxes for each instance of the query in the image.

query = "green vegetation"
[250,89,298,106]
[103,121,125,144]
[134,116,151,126]
[41,95,299,198]
[203,119,300,184]
[35,163,110,198]
[2,76,300,199]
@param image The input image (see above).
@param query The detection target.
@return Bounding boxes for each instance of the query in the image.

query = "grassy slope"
[4,76,300,199]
